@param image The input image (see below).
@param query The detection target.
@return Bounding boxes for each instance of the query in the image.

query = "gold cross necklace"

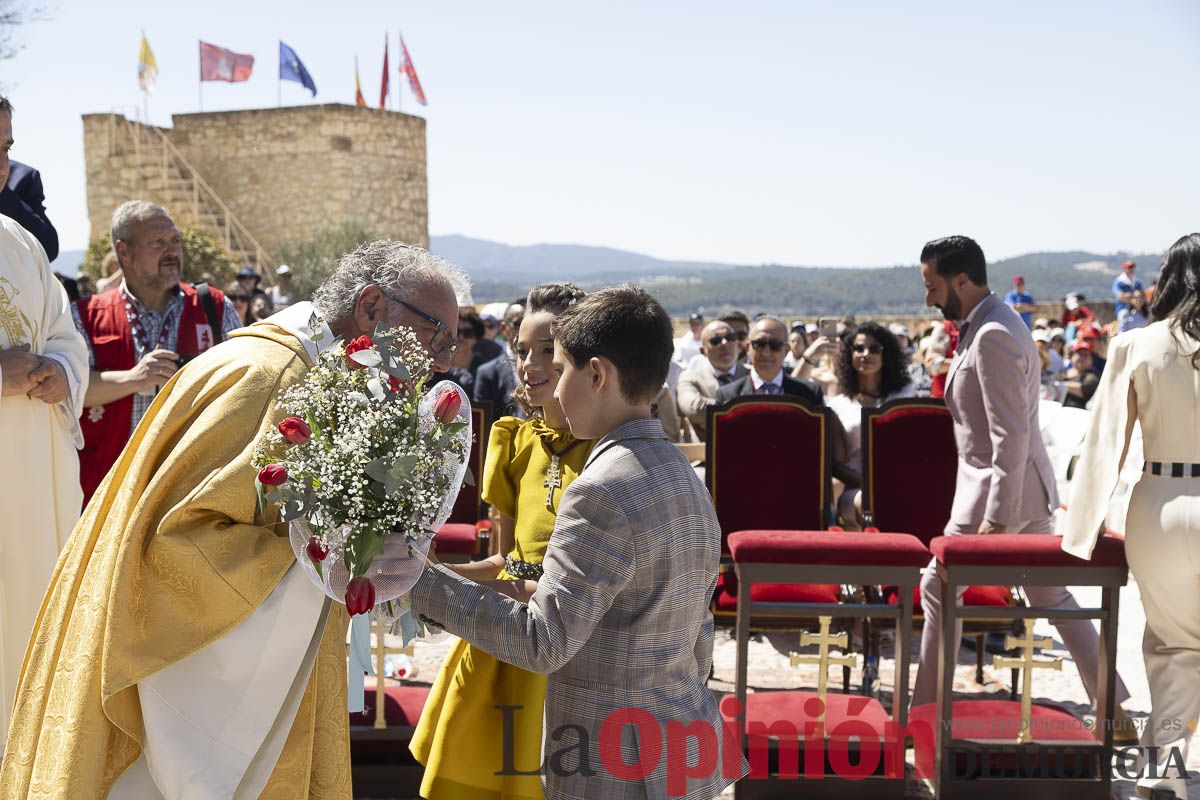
[542,437,586,510]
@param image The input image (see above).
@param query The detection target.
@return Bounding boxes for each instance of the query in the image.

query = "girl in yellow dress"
[411,283,591,800]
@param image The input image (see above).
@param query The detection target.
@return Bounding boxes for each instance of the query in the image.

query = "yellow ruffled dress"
[410,416,593,800]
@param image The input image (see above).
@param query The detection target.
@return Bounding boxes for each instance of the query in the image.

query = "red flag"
[379,36,390,109]
[398,34,426,106]
[199,41,254,83]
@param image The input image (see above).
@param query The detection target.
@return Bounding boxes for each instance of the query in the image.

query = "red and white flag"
[199,41,254,83]
[398,34,426,106]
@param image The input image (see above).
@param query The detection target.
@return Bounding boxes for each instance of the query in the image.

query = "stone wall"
[81,114,176,241]
[82,104,428,256]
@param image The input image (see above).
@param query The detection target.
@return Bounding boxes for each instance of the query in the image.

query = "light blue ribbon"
[346,612,373,713]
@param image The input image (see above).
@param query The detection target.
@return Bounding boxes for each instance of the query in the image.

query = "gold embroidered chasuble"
[1,317,351,798]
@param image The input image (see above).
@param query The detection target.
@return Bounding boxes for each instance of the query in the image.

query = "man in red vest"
[72,201,242,503]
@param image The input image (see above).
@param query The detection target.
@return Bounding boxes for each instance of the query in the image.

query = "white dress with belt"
[1062,319,1200,799]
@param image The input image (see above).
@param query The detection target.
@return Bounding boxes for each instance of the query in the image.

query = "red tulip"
[278,416,311,445]
[345,576,376,615]
[306,537,329,564]
[257,464,288,486]
[344,335,374,369]
[433,388,461,424]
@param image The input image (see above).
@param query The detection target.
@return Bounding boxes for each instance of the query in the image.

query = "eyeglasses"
[378,290,457,356]
[750,338,786,352]
[852,343,883,355]
[228,294,250,303]
[706,333,739,347]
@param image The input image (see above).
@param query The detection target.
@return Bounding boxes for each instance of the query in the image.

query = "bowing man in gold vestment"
[1,242,469,799]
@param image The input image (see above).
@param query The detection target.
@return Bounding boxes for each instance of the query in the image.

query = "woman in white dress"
[828,321,916,527]
[1062,233,1200,800]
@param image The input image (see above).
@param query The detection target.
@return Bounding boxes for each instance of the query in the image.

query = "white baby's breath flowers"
[252,326,468,583]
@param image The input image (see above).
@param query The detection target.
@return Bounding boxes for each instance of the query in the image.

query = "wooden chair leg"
[975,634,985,684]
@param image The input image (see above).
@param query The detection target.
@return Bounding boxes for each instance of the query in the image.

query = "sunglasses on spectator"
[852,343,884,355]
[750,338,786,352]
[706,333,739,347]
[229,294,250,303]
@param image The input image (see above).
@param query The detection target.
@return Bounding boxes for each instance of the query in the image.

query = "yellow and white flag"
[138,32,158,94]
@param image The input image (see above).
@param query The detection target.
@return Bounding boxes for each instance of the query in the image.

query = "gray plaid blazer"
[411,417,743,799]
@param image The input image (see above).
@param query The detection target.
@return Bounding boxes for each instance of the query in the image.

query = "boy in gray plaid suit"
[411,285,744,799]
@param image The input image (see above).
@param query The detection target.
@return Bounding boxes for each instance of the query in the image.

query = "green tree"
[1,1,43,65]
[79,227,236,288]
[276,221,379,301]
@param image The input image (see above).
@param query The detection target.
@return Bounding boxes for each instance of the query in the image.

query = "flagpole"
[396,32,402,113]
[393,31,399,111]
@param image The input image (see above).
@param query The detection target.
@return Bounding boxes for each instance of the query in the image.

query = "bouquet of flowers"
[252,322,472,616]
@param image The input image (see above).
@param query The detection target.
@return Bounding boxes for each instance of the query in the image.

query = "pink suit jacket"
[943,292,1058,532]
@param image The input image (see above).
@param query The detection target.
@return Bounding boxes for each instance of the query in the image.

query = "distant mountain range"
[430,235,1162,317]
[56,237,1163,319]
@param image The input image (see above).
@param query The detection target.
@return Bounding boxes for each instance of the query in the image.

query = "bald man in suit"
[714,316,824,407]
[908,236,1131,726]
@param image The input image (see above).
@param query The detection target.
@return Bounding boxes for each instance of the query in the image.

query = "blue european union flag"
[279,41,317,96]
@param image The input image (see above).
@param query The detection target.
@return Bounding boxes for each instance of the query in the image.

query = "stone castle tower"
[82,104,428,277]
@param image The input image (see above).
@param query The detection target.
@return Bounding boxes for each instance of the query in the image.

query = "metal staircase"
[107,116,276,282]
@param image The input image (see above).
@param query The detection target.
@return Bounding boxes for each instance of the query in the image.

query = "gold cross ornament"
[789,615,858,723]
[993,627,1063,744]
[543,455,563,509]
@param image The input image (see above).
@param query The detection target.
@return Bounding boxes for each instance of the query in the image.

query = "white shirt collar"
[749,368,783,390]
[264,301,337,365]
[712,363,739,379]
[962,292,993,327]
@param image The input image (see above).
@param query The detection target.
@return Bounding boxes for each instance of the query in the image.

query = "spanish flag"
[354,57,367,107]
[138,32,157,94]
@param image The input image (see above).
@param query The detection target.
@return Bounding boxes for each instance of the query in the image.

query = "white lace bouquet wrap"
[252,325,473,615]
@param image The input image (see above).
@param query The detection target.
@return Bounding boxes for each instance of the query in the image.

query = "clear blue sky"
[4,0,1198,266]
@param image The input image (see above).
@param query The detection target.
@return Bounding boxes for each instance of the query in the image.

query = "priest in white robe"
[0,213,88,742]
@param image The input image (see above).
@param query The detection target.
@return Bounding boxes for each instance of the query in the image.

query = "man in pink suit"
[909,235,1131,721]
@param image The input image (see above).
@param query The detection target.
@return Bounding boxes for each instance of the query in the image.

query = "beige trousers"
[1126,473,1200,799]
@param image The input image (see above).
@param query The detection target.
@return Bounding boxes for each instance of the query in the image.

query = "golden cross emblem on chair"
[789,615,858,723]
[372,614,416,730]
[993,626,1063,744]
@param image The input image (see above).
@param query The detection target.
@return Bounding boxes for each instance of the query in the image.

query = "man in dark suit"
[473,300,523,417]
[715,315,824,406]
[474,352,517,417]
[0,97,58,262]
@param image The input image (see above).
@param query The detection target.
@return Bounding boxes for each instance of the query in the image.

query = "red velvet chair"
[705,395,840,630]
[913,534,1127,800]
[860,398,1022,690]
[724,530,928,798]
[433,400,492,562]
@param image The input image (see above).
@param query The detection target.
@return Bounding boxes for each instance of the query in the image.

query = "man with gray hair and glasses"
[2,241,469,797]
[71,200,243,504]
